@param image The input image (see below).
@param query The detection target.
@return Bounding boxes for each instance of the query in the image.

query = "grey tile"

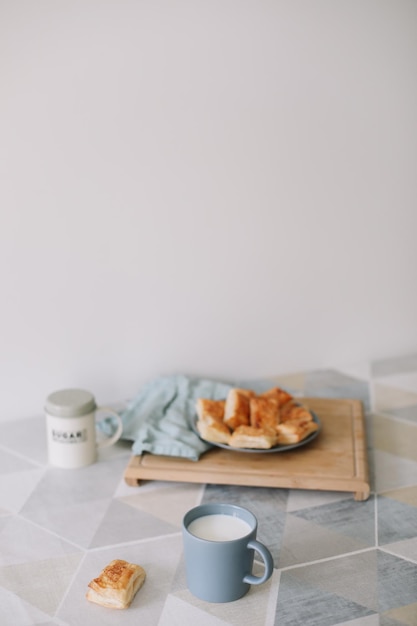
[303,370,371,411]
[377,550,417,612]
[281,551,379,609]
[380,617,410,626]
[275,573,375,626]
[377,495,417,545]
[371,353,417,378]
[278,514,368,568]
[202,483,288,513]
[292,496,376,546]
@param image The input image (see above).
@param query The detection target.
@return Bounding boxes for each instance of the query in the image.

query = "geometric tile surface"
[0,553,84,615]
[372,414,417,462]
[303,369,372,411]
[373,383,417,414]
[1,353,417,625]
[275,572,376,626]
[377,494,417,545]
[371,354,417,378]
[0,585,54,626]
[383,404,417,425]
[372,450,417,493]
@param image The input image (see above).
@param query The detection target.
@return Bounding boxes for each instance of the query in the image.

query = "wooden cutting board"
[123,397,370,501]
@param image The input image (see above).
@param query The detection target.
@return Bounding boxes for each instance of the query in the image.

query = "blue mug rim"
[183,503,257,542]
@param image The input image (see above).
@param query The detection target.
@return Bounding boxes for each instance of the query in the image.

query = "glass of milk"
[182,502,273,603]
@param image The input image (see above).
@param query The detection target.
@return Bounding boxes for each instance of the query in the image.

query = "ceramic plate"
[191,411,321,454]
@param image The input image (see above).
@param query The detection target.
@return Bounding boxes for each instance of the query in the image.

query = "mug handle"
[95,407,123,448]
[243,539,274,585]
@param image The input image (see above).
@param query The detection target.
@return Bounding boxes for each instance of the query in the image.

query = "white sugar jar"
[45,388,123,469]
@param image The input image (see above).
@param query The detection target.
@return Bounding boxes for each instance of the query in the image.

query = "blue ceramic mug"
[182,502,274,603]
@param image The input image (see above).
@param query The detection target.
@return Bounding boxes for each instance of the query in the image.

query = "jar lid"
[45,389,96,417]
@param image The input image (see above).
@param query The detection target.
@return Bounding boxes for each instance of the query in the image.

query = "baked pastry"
[261,387,293,407]
[229,425,278,449]
[86,559,146,609]
[196,418,231,444]
[196,398,225,424]
[280,402,313,423]
[249,396,280,430]
[276,418,319,444]
[224,388,254,430]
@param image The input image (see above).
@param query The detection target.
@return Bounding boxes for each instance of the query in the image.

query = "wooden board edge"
[350,399,370,485]
[123,454,371,500]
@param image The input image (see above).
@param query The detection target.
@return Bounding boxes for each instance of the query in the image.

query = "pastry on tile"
[276,418,319,444]
[196,398,225,424]
[86,559,146,609]
[196,418,231,444]
[228,425,278,449]
[223,388,254,430]
[249,396,280,430]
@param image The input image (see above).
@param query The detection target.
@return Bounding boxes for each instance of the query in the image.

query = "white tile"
[0,585,53,626]
[373,450,417,493]
[0,553,84,617]
[0,516,81,566]
[168,572,275,626]
[159,595,230,626]
[0,468,45,514]
[119,482,203,528]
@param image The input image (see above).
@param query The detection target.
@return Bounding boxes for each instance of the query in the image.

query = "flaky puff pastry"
[229,425,278,449]
[280,401,313,423]
[261,387,293,407]
[224,388,254,430]
[249,396,280,430]
[196,418,231,444]
[196,398,225,425]
[276,418,319,444]
[86,559,146,609]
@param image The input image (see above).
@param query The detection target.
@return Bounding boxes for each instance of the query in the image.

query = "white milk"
[188,513,252,541]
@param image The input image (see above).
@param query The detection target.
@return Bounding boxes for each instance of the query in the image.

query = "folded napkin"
[119,375,234,461]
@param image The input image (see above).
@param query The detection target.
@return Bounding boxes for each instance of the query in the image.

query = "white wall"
[1,0,416,421]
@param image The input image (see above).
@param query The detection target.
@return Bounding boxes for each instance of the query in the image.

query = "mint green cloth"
[120,375,234,461]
